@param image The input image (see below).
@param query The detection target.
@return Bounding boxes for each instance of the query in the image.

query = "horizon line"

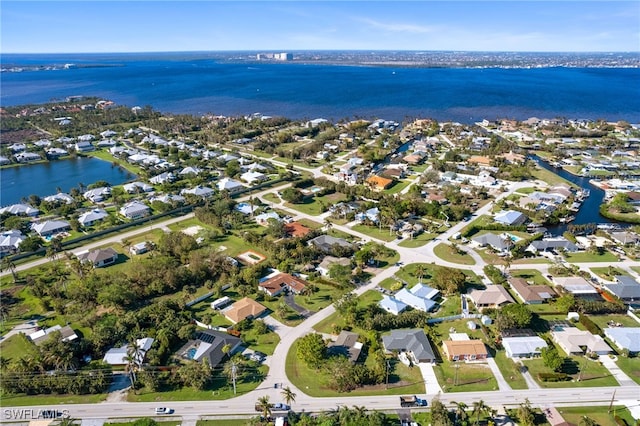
[3,49,640,55]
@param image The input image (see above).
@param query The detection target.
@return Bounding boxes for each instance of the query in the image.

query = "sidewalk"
[599,355,637,387]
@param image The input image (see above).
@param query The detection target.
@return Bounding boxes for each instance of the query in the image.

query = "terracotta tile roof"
[259,273,308,295]
[366,175,393,190]
[442,340,488,359]
[225,297,266,323]
[284,221,312,238]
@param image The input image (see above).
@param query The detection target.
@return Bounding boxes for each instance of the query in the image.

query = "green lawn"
[521,356,619,388]
[238,326,280,356]
[285,340,425,397]
[262,192,280,204]
[285,192,347,216]
[383,179,412,195]
[615,356,640,385]
[128,365,268,402]
[590,266,626,281]
[0,393,108,406]
[350,224,398,242]
[313,290,382,334]
[588,314,639,330]
[515,187,537,195]
[397,232,439,248]
[557,405,637,426]
[433,243,475,265]
[0,333,39,363]
[293,281,349,313]
[564,251,619,263]
[433,359,498,393]
[509,269,552,286]
[531,166,577,188]
[492,351,527,389]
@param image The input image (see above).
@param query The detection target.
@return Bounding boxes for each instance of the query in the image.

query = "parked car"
[272,403,290,411]
[155,407,174,415]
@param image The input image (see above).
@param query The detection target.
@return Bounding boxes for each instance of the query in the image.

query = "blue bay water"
[0,157,134,206]
[1,53,639,123]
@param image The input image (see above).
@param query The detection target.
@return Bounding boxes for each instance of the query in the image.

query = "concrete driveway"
[418,362,443,394]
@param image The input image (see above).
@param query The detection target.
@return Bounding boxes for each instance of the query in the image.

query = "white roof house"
[240,171,267,184]
[379,295,408,315]
[179,166,203,176]
[84,187,111,203]
[123,181,153,194]
[119,201,151,219]
[103,338,154,365]
[150,172,175,184]
[44,193,74,205]
[78,208,109,227]
[181,186,215,199]
[502,336,548,359]
[552,327,612,355]
[552,277,598,295]
[409,283,440,300]
[217,178,244,193]
[494,210,528,226]
[0,230,26,255]
[394,288,437,312]
[604,327,640,353]
[0,204,40,216]
[31,220,70,237]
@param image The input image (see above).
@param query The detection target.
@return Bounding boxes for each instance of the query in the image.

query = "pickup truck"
[400,395,428,407]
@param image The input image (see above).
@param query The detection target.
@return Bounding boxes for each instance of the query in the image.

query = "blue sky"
[2,1,639,53]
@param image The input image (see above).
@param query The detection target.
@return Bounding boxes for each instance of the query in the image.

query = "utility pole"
[454,362,459,386]
[231,362,237,395]
[386,360,390,389]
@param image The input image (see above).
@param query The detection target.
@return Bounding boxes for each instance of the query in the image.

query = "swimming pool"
[185,347,197,360]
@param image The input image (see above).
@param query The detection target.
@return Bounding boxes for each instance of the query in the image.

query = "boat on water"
[559,216,575,223]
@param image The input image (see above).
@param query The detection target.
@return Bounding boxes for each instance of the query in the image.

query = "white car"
[155,407,174,415]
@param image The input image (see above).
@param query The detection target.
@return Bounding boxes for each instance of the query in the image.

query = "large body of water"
[0,157,133,206]
[1,53,639,123]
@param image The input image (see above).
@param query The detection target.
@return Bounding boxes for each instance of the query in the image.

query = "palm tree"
[256,395,272,419]
[579,416,598,426]
[1,257,18,283]
[323,218,333,231]
[450,401,469,425]
[281,386,297,407]
[471,400,491,426]
[415,264,427,283]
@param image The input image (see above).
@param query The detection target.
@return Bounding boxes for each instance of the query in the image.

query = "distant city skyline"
[1,1,639,54]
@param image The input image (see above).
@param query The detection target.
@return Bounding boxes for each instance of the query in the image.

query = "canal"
[1,156,134,206]
[530,154,623,234]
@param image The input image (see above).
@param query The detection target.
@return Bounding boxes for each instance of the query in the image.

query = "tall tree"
[255,395,272,419]
[281,386,297,407]
[471,400,491,426]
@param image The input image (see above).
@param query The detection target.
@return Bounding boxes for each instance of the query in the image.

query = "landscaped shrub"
[579,314,603,336]
[614,415,628,426]
[538,372,569,382]
[484,265,506,285]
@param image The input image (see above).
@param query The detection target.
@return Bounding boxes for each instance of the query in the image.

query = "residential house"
[77,247,119,268]
[84,187,111,203]
[393,288,437,312]
[0,204,39,216]
[609,231,640,246]
[14,152,41,163]
[78,208,109,227]
[382,329,436,364]
[43,193,74,205]
[468,285,514,310]
[527,238,579,254]
[75,141,95,152]
[494,210,528,226]
[317,256,351,276]
[402,152,425,165]
[0,230,25,256]
[46,147,68,159]
[224,297,267,324]
[308,235,352,253]
[150,194,186,205]
[217,178,245,194]
[604,327,640,354]
[355,207,380,224]
[502,336,548,359]
[258,272,308,297]
[175,330,241,368]
[28,325,78,346]
[410,283,440,300]
[179,166,203,176]
[31,220,70,237]
[119,201,151,220]
[240,171,268,184]
[552,327,612,355]
[508,277,556,304]
[552,277,598,298]
[379,295,409,315]
[150,172,175,185]
[603,276,640,302]
[103,337,154,366]
[366,175,393,191]
[442,337,488,361]
[328,331,363,363]
[467,155,492,167]
[284,222,311,238]
[471,233,512,253]
[123,181,153,194]
[181,186,215,199]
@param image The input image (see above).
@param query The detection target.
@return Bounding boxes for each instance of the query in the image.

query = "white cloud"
[357,17,436,34]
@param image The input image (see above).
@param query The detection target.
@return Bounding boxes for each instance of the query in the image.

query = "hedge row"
[538,372,569,382]
[579,314,603,337]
